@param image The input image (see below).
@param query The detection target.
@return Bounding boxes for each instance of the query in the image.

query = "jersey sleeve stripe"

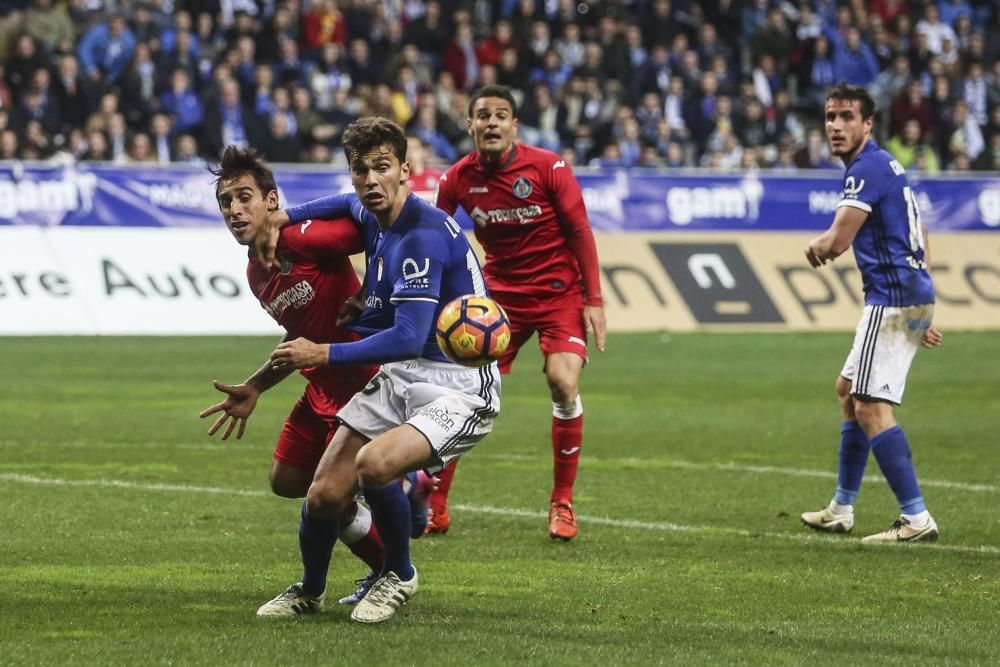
[838,199,872,213]
[389,296,440,304]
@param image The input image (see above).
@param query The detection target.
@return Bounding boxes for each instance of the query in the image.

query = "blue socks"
[833,420,871,506]
[299,502,340,596]
[362,480,415,581]
[870,425,927,515]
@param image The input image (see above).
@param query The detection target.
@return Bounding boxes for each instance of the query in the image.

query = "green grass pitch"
[1,332,998,665]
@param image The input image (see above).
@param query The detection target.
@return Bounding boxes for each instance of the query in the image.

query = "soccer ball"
[435,295,511,367]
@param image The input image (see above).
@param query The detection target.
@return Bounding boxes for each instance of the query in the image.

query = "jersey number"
[903,186,925,254]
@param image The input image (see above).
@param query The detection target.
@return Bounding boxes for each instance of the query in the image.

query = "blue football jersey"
[838,140,935,306]
[348,193,488,363]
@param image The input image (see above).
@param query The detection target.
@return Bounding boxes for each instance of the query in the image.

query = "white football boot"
[256,582,324,617]
[861,516,939,544]
[801,502,855,533]
[350,569,418,624]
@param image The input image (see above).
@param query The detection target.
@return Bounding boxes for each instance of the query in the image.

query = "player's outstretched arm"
[199,335,296,439]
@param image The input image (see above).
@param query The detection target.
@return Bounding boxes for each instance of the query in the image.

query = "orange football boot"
[425,507,451,535]
[548,501,578,541]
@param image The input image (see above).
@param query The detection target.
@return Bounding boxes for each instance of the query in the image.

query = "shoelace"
[552,505,575,525]
[363,574,401,606]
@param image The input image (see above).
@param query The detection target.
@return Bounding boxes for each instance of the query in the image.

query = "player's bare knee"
[546,373,579,403]
[305,481,348,519]
[355,447,395,487]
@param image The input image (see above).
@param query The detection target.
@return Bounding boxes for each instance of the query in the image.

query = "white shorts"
[336,358,501,473]
[840,304,934,405]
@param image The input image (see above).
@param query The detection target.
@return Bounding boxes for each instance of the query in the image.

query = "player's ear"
[266,189,279,210]
[466,117,473,136]
[400,160,410,184]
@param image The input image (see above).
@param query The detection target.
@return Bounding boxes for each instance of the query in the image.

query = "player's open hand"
[585,305,607,352]
[922,326,943,348]
[199,380,260,440]
[254,208,290,270]
[337,295,364,326]
[271,337,328,370]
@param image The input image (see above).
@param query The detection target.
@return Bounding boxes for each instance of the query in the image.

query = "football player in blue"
[800,83,943,543]
[260,116,501,623]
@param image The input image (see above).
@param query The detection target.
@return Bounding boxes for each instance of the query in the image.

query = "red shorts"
[273,381,354,472]
[495,293,588,374]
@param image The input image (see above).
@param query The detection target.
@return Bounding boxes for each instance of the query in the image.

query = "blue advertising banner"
[1,163,998,231]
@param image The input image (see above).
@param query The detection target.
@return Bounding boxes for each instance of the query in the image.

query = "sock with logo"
[870,425,927,516]
[428,459,458,515]
[832,420,871,507]
[552,396,584,504]
[361,480,415,581]
[299,502,340,596]
[338,501,384,572]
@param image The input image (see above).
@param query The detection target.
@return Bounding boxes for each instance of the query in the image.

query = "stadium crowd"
[0,0,998,172]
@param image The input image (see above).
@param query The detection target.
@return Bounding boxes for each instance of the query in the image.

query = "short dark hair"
[825,82,876,120]
[468,84,518,118]
[209,145,277,198]
[341,116,407,165]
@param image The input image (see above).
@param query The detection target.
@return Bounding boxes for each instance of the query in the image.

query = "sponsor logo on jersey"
[844,176,866,198]
[263,279,315,318]
[470,204,544,226]
[552,160,566,170]
[512,176,533,199]
[377,257,383,281]
[365,294,383,310]
[469,186,489,193]
[300,220,313,233]
[418,406,456,431]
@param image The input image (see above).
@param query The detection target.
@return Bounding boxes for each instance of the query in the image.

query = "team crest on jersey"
[279,256,292,275]
[377,257,384,281]
[512,177,533,199]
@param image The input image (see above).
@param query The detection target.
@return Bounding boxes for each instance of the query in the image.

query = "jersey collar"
[475,144,518,173]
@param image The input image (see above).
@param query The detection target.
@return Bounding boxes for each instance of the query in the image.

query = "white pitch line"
[3,442,994,494]
[1,472,997,556]
[477,453,1000,494]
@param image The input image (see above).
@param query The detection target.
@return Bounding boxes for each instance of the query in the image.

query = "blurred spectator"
[21,0,74,57]
[78,14,136,85]
[915,3,957,56]
[7,34,46,98]
[159,68,204,136]
[303,0,346,54]
[0,129,19,160]
[794,128,838,169]
[173,133,202,164]
[116,42,157,128]
[149,112,174,164]
[54,55,99,133]
[945,99,985,165]
[886,119,941,174]
[834,27,880,87]
[127,131,156,163]
[202,78,257,158]
[442,21,479,91]
[962,61,988,128]
[890,79,934,139]
[81,129,110,161]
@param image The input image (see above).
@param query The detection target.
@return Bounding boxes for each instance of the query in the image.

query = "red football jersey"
[409,167,443,201]
[247,218,375,413]
[436,143,602,305]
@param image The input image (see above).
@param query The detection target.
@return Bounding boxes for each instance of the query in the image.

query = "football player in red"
[432,84,607,540]
[201,146,430,616]
[406,134,443,201]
